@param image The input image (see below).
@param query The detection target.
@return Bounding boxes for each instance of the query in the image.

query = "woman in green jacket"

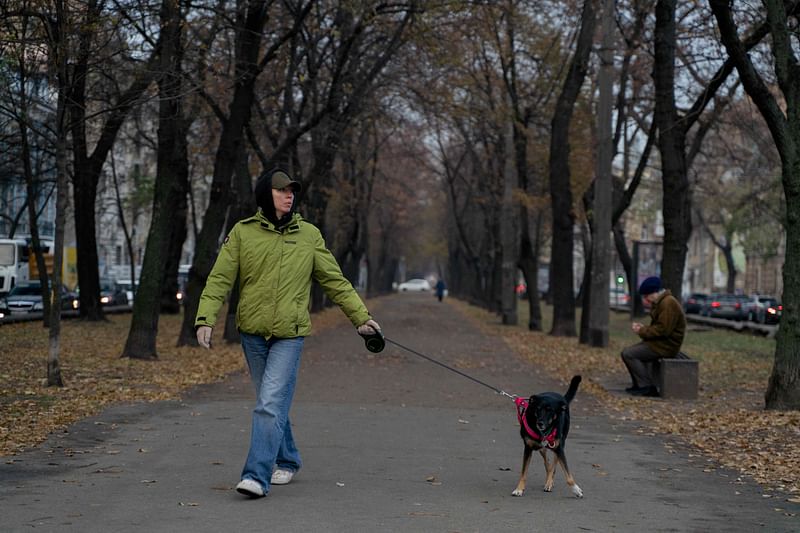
[195,169,380,498]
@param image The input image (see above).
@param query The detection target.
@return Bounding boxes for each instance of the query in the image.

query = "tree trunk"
[162,99,195,313]
[122,0,187,359]
[47,0,69,387]
[722,241,737,293]
[336,125,374,290]
[305,117,342,312]
[519,211,542,331]
[613,223,633,295]
[578,239,593,344]
[505,31,542,330]
[47,126,68,385]
[586,0,615,347]
[548,0,597,337]
[19,84,52,326]
[68,2,159,320]
[710,0,800,409]
[177,0,271,346]
[501,123,518,325]
[652,0,766,302]
[223,145,255,344]
[653,0,691,299]
[13,34,51,321]
[109,153,138,294]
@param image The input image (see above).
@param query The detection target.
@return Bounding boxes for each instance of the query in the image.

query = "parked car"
[609,287,630,307]
[702,293,748,321]
[745,295,782,325]
[99,278,128,306]
[397,278,431,292]
[0,281,79,315]
[75,280,129,307]
[683,292,708,314]
[115,279,137,306]
[176,264,191,303]
[762,300,783,325]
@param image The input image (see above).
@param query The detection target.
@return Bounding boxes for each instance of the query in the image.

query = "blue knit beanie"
[638,276,662,296]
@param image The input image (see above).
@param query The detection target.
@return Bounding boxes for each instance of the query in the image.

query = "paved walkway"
[1,294,797,532]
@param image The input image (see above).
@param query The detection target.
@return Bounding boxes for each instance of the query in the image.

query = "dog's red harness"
[515,397,557,448]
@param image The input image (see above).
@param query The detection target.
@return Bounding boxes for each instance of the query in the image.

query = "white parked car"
[397,278,431,292]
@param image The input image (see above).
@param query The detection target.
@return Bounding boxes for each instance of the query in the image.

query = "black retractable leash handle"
[359,328,386,353]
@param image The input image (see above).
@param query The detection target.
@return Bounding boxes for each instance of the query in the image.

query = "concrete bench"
[653,352,698,399]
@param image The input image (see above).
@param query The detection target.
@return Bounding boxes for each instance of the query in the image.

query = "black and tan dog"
[511,375,583,498]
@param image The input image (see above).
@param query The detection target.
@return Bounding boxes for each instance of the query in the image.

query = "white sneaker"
[235,478,265,498]
[271,469,294,485]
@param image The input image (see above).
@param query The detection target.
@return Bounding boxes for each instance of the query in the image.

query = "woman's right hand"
[196,326,213,349]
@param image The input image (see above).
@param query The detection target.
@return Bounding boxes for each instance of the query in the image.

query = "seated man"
[621,276,686,397]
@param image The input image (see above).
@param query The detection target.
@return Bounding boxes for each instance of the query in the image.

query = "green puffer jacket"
[195,210,371,338]
[637,289,686,356]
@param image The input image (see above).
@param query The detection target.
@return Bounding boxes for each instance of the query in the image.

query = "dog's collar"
[515,397,557,448]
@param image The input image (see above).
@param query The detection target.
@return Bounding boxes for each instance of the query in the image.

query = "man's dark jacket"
[637,289,686,356]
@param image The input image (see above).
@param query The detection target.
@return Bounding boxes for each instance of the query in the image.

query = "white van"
[0,238,30,296]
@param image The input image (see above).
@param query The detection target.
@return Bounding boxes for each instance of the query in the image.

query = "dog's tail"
[564,375,582,403]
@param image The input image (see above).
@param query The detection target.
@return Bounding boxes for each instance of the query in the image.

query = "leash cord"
[383,336,517,400]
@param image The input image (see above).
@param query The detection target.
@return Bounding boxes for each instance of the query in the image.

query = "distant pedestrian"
[435,279,446,302]
[620,276,686,397]
[195,168,381,499]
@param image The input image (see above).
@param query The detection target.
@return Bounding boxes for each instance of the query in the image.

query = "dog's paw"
[571,484,583,498]
[543,482,553,492]
[511,488,524,497]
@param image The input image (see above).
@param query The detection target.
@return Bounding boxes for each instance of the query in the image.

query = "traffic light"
[616,275,624,284]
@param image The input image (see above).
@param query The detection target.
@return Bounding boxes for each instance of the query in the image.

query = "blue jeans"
[240,333,304,493]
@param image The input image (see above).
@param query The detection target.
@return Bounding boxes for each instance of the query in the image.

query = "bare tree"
[67,1,161,320]
[1,0,75,384]
[586,0,615,347]
[122,0,189,359]
[177,0,308,346]
[651,0,771,301]
[710,0,800,409]
[548,0,596,337]
[2,9,56,324]
[45,0,70,386]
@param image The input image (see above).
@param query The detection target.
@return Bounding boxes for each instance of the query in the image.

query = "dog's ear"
[528,395,539,407]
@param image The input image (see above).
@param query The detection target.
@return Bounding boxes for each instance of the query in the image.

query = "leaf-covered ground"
[0,306,345,457]
[451,299,800,501]
[1,298,798,504]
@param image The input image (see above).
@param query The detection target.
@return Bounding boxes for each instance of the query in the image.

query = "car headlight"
[72,299,79,309]
[33,301,44,311]
[100,296,110,304]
